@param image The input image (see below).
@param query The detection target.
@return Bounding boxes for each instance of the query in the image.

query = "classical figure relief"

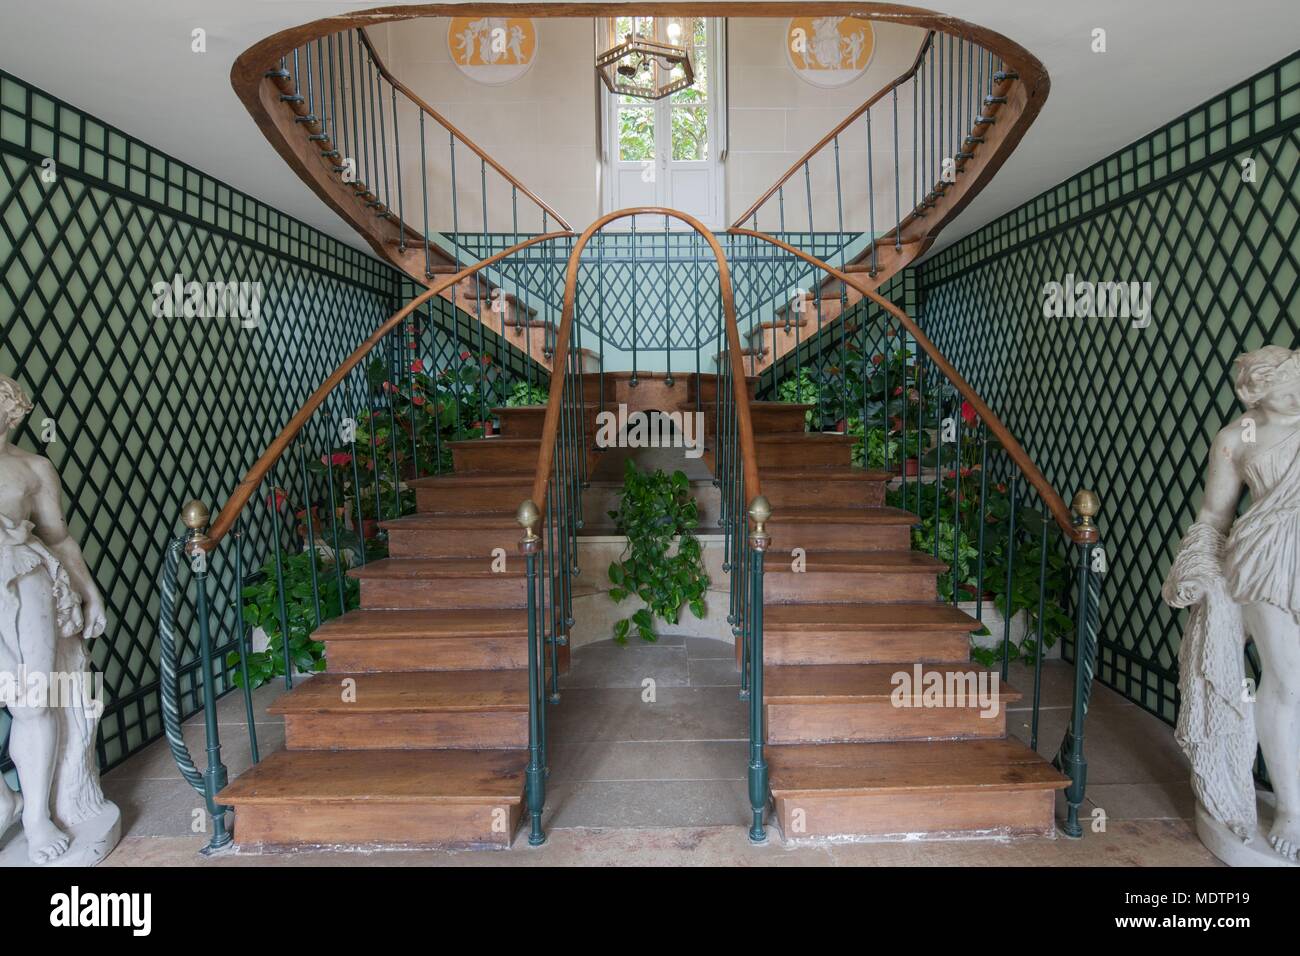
[1164,345,1300,863]
[0,374,113,865]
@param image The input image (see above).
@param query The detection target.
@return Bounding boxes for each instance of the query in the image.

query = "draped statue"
[1164,345,1300,864]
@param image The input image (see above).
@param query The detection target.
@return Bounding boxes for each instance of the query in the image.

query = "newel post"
[1058,489,1103,839]
[746,496,771,844]
[517,499,546,847]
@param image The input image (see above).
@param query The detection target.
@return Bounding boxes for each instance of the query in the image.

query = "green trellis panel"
[915,50,1300,723]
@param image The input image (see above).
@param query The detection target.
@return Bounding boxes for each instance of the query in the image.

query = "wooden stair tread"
[762,467,893,482]
[771,505,918,524]
[765,664,1021,703]
[764,602,979,631]
[405,470,532,488]
[381,511,517,530]
[314,608,529,640]
[764,550,947,573]
[447,437,540,449]
[767,739,1068,795]
[348,557,525,580]
[756,433,853,445]
[269,671,528,714]
[218,749,527,805]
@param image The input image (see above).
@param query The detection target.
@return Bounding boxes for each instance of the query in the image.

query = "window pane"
[672,105,708,161]
[619,107,655,161]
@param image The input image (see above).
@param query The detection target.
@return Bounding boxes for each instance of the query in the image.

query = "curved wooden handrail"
[202,231,574,550]
[730,29,935,229]
[730,227,1083,542]
[355,27,572,232]
[531,207,759,513]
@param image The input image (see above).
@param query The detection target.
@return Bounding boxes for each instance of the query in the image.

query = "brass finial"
[1072,489,1099,532]
[517,498,541,552]
[182,499,210,556]
[182,499,210,532]
[748,495,771,551]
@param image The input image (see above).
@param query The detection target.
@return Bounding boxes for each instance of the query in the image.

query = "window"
[602,16,726,227]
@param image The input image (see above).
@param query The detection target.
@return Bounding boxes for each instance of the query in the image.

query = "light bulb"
[666,21,682,42]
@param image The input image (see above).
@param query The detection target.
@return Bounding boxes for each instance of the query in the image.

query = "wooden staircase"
[218,402,561,849]
[722,399,1069,840]
[217,374,1066,849]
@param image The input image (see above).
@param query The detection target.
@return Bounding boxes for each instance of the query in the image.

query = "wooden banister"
[729,227,1082,542]
[202,231,574,550]
[532,207,760,513]
[355,27,572,232]
[730,30,935,229]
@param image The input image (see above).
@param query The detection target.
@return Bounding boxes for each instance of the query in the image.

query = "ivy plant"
[606,460,710,643]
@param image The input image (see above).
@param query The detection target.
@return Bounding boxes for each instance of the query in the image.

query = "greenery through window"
[612,16,710,165]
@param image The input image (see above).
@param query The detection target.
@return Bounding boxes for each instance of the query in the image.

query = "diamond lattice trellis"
[917,51,1300,722]
[0,70,546,771]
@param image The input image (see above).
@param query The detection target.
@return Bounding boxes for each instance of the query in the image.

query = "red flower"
[893,386,904,397]
[412,395,426,406]
[996,482,1008,494]
[381,380,397,393]
[459,350,472,361]
[265,487,289,511]
[871,354,884,366]
[324,452,352,468]
[960,466,972,478]
[960,401,978,427]
[481,355,492,366]
[410,359,425,373]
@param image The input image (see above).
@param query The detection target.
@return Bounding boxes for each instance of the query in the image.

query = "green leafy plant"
[775,368,820,429]
[606,460,710,643]
[230,549,361,688]
[504,380,551,407]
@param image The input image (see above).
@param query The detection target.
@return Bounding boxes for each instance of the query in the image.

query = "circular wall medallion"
[785,16,875,89]
[447,17,538,85]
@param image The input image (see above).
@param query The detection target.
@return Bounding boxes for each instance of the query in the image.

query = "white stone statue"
[0,374,117,866]
[1163,345,1300,865]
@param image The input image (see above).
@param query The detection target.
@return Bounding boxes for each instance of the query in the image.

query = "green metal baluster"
[230,518,260,764]
[267,469,295,688]
[518,499,546,846]
[747,496,771,844]
[1000,475,1018,681]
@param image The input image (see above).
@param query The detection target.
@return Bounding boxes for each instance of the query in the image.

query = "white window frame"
[599,16,727,228]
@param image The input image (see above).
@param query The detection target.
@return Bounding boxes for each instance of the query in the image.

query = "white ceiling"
[2,1,1296,259]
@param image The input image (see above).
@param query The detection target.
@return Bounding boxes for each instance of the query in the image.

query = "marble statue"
[1163,345,1300,865]
[0,374,117,866]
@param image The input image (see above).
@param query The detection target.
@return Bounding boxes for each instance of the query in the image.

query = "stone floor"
[98,639,1220,866]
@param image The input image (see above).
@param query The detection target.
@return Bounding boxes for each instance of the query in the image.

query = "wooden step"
[449,436,541,472]
[494,404,602,440]
[763,549,945,603]
[271,671,529,750]
[766,505,916,551]
[315,608,529,672]
[766,738,1068,840]
[755,433,853,468]
[760,468,890,508]
[218,749,527,849]
[408,471,533,514]
[382,510,518,559]
[349,558,527,609]
[763,663,1018,744]
[764,602,977,665]
[693,401,810,435]
[688,373,757,404]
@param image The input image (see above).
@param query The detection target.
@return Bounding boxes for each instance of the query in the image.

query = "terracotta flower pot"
[895,457,920,476]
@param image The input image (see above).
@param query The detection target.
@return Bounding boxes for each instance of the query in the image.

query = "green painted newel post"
[182,500,234,854]
[746,495,771,844]
[518,498,547,847]
[1057,489,1103,839]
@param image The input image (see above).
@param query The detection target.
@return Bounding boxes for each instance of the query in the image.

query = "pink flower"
[323,452,352,468]
[960,401,978,427]
[410,359,425,373]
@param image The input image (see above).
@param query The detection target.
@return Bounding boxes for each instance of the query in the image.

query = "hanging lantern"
[596,17,694,100]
